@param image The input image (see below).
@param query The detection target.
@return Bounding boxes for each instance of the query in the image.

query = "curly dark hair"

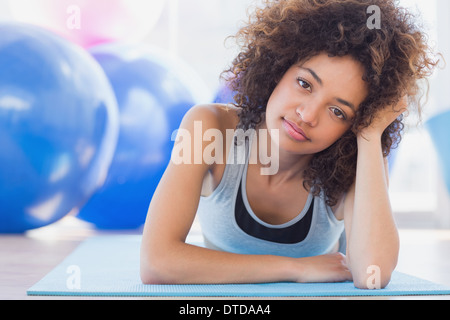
[223,0,439,206]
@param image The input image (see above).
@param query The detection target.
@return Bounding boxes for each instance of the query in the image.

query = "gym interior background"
[0,0,449,299]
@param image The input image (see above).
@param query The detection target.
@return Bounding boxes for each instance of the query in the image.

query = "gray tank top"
[197,130,345,258]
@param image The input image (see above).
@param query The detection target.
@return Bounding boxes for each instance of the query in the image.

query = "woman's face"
[265,53,368,155]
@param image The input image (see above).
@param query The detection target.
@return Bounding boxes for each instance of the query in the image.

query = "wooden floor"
[1,216,450,300]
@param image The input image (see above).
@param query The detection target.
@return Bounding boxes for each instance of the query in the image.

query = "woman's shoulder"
[183,103,240,132]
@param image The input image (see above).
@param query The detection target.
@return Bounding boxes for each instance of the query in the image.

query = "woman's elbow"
[140,247,177,285]
[353,272,393,290]
[352,264,395,290]
[140,258,164,285]
[140,263,166,285]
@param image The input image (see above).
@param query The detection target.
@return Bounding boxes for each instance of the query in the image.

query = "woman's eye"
[331,107,347,120]
[297,78,312,92]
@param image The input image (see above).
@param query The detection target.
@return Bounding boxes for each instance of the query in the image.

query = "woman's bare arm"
[342,99,406,289]
[140,105,351,285]
[140,105,295,284]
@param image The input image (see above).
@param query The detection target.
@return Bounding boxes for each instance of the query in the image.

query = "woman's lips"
[282,118,311,142]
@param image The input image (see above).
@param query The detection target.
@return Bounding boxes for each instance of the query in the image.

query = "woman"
[140,0,438,289]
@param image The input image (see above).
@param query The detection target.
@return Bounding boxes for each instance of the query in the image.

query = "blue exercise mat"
[27,235,450,297]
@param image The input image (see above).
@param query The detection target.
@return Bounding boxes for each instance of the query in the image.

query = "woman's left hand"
[359,96,408,139]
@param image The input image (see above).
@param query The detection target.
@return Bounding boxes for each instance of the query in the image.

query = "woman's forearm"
[140,239,352,285]
[140,239,296,285]
[347,132,400,288]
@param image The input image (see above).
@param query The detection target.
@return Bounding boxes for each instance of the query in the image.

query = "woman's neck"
[251,123,313,186]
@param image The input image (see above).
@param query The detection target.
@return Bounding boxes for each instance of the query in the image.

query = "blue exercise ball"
[76,43,210,230]
[426,110,450,193]
[0,23,120,233]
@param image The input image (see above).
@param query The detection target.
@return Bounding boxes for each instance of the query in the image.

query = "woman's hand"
[293,253,353,284]
[359,96,408,139]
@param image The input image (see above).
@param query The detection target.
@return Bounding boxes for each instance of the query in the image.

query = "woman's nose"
[296,104,320,127]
